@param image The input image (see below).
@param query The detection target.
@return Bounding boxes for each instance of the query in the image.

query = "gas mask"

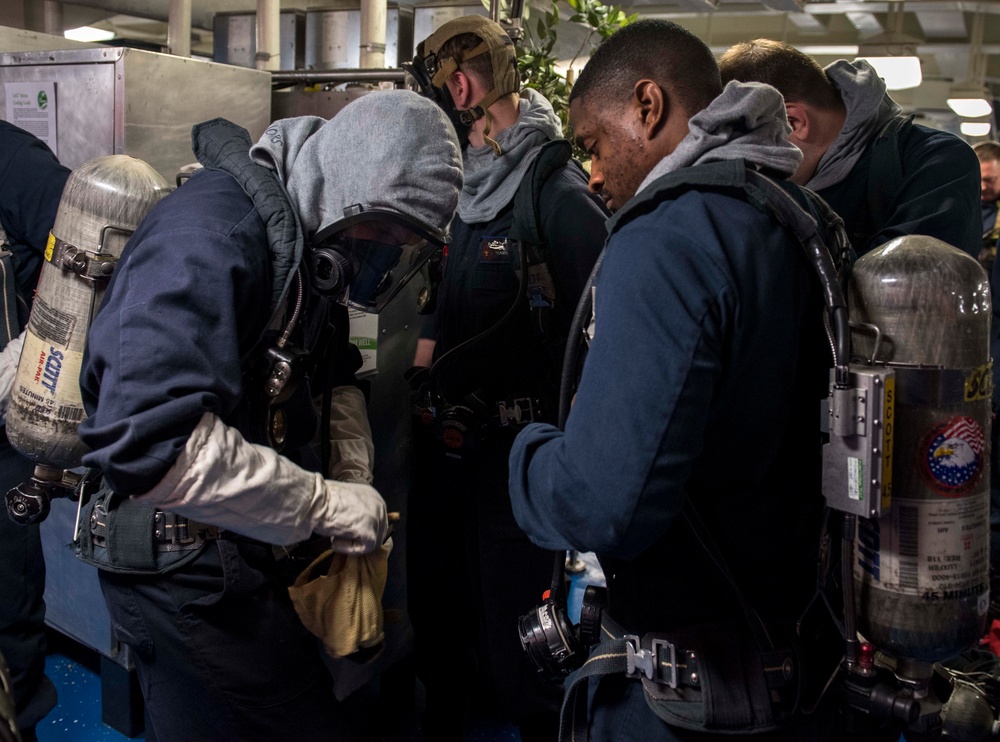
[403,52,472,149]
[406,17,520,154]
[309,206,448,314]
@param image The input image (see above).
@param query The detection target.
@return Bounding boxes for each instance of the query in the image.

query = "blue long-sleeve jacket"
[508,167,828,633]
[79,168,273,496]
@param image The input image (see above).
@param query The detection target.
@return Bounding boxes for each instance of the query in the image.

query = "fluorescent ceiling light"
[948,97,993,117]
[947,85,993,117]
[857,25,924,91]
[799,45,860,56]
[64,26,116,42]
[961,122,992,137]
[856,54,923,90]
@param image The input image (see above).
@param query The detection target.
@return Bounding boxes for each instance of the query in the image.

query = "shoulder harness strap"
[508,139,576,354]
[508,138,574,255]
[609,159,848,312]
[0,246,18,350]
[867,114,912,236]
[191,118,303,325]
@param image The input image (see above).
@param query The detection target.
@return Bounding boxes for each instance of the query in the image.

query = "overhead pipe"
[490,0,524,42]
[256,0,280,71]
[359,0,386,69]
[271,68,406,85]
[167,0,191,57]
[43,1,63,36]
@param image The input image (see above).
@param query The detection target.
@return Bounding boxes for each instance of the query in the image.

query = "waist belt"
[601,614,794,692]
[558,613,799,741]
[601,614,703,690]
[423,394,549,428]
[90,507,222,553]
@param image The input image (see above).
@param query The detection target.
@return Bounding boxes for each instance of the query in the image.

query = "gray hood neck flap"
[458,88,564,224]
[636,81,803,198]
[806,60,902,192]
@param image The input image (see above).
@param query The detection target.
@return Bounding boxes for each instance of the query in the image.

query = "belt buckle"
[651,638,679,689]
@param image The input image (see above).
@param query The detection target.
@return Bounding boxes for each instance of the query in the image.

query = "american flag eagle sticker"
[923,416,985,495]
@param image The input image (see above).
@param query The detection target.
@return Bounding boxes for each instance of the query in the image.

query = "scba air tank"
[849,235,991,668]
[6,154,169,469]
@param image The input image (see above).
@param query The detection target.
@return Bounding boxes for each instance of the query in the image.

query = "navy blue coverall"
[409,161,607,740]
[0,120,67,739]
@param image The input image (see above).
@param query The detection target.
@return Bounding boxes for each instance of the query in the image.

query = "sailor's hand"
[323,480,388,555]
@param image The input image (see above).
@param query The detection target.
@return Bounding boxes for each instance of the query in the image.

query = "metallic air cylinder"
[850,235,991,669]
[6,154,170,469]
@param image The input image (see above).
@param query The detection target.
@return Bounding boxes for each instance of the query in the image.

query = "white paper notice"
[5,82,57,157]
[349,308,379,375]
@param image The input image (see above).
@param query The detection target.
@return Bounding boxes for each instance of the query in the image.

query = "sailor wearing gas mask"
[73,91,462,742]
[403,15,609,742]
[508,21,854,741]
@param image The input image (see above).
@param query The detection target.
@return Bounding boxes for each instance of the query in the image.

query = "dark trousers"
[586,673,901,742]
[407,421,561,741]
[590,676,900,742]
[98,537,353,742]
[0,442,56,733]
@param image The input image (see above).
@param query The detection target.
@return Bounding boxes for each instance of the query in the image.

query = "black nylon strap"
[190,118,305,366]
[559,636,633,742]
[508,138,573,251]
[0,251,18,349]
[867,115,911,243]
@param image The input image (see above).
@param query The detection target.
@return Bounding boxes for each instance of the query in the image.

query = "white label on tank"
[854,493,990,601]
[848,457,863,501]
[16,330,85,416]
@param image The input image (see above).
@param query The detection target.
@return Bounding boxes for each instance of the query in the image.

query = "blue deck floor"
[35,646,522,742]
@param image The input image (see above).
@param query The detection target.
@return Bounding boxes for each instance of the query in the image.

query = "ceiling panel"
[18,0,1000,134]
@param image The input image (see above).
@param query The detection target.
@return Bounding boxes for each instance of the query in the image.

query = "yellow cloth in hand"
[288,539,391,658]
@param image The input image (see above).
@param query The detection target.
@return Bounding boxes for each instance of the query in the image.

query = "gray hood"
[805,59,901,191]
[637,81,803,194]
[458,87,564,224]
[250,89,463,240]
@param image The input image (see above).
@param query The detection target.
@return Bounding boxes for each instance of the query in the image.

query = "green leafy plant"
[515,0,636,137]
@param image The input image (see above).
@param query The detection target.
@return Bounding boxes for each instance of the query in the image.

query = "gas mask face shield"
[403,50,472,149]
[309,208,447,314]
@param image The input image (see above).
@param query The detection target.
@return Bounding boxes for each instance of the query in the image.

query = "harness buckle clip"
[154,510,195,545]
[624,634,654,681]
[497,397,536,427]
[625,635,679,688]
